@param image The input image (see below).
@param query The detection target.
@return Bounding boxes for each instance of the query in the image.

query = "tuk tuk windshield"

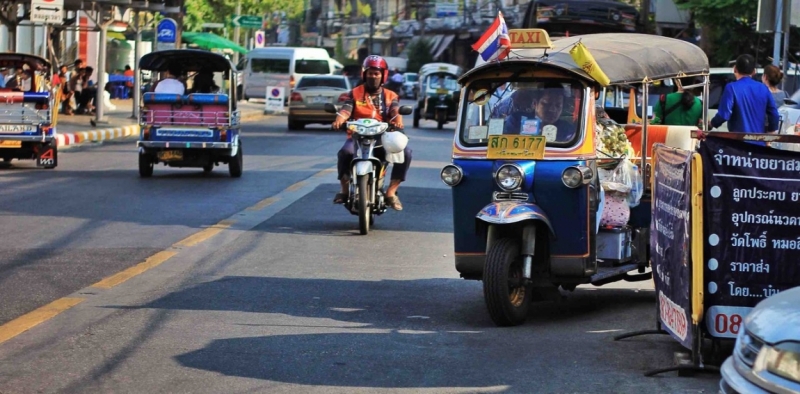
[461,79,584,147]
[426,74,458,91]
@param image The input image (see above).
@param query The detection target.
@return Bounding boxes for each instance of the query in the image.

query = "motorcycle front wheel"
[357,174,371,235]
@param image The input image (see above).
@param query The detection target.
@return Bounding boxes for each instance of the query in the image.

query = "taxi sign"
[508,29,553,49]
[486,135,546,160]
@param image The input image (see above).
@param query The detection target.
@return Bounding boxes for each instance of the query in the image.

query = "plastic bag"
[625,161,643,207]
[600,160,632,194]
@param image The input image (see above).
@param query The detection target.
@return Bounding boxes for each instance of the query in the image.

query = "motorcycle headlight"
[764,342,800,383]
[441,164,463,186]
[439,95,446,101]
[495,164,524,191]
[562,166,593,188]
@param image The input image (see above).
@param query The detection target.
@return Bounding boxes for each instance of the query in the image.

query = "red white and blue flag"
[471,11,511,62]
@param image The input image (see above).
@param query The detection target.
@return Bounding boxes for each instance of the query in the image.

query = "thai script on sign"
[656,199,689,220]
[732,187,787,202]
[729,259,770,273]
[715,148,800,171]
[659,291,687,341]
[731,210,800,227]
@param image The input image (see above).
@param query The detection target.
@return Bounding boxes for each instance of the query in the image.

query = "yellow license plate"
[486,135,546,160]
[436,88,449,94]
[0,140,21,148]
[157,150,183,161]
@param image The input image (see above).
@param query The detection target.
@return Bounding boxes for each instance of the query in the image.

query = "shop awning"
[433,35,455,60]
[182,32,247,54]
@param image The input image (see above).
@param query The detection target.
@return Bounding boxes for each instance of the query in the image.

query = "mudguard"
[476,201,556,237]
[355,160,373,176]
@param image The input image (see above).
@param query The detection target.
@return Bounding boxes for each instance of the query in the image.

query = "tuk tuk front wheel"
[413,107,421,128]
[483,238,530,326]
[436,111,446,130]
[138,153,154,178]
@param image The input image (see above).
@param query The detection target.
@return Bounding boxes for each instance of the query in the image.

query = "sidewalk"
[55,99,268,148]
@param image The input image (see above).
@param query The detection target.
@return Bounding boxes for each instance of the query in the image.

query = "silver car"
[720,286,800,394]
[287,75,351,130]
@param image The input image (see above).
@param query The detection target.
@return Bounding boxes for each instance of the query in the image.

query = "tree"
[183,0,305,44]
[673,0,762,66]
[406,38,434,73]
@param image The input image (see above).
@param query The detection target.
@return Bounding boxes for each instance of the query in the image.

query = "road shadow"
[108,276,717,391]
[256,184,453,235]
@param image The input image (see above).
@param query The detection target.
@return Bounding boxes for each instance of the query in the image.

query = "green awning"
[181,32,247,54]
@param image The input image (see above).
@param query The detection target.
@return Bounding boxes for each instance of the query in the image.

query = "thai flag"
[471,12,511,62]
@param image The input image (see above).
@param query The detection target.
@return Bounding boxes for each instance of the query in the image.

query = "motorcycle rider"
[332,55,413,211]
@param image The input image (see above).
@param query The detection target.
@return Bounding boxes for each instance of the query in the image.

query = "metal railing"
[0,104,51,126]
[140,109,241,127]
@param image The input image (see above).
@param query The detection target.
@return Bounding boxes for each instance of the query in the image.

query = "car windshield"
[426,74,458,91]
[251,58,289,73]
[295,59,330,74]
[295,77,347,89]
[405,74,418,82]
[461,79,584,147]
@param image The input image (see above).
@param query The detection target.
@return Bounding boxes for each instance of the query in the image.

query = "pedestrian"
[762,64,788,106]
[651,76,703,127]
[709,54,780,145]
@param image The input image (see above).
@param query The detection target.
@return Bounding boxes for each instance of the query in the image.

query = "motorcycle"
[324,103,412,235]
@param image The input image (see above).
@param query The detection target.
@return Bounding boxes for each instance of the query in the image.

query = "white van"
[242,47,333,100]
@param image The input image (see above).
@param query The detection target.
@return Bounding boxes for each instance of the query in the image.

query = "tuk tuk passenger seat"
[23,92,50,103]
[623,124,697,158]
[142,93,189,125]
[0,91,25,104]
[187,93,230,126]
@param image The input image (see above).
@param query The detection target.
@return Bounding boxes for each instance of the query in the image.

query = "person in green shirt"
[651,76,703,127]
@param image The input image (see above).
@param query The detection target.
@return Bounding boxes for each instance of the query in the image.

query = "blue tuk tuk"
[441,30,709,326]
[0,54,57,168]
[137,49,243,177]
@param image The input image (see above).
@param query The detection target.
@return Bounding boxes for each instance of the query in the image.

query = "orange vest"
[350,85,399,122]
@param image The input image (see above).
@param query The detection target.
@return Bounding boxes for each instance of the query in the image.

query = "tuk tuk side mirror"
[784,98,798,106]
[324,103,338,114]
[399,105,412,116]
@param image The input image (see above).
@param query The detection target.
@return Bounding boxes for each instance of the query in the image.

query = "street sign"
[30,0,64,24]
[231,15,263,28]
[265,86,284,113]
[156,18,177,51]
[255,30,265,48]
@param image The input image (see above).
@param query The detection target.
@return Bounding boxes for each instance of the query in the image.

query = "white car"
[719,286,800,394]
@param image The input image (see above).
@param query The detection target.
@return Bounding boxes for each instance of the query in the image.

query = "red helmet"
[362,55,389,85]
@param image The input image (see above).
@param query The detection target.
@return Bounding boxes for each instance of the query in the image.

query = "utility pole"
[773,0,784,67]
[233,0,241,64]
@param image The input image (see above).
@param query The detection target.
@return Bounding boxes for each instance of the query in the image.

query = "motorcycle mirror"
[324,103,339,114]
[398,105,412,116]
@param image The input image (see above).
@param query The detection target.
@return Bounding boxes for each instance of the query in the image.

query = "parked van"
[242,47,333,100]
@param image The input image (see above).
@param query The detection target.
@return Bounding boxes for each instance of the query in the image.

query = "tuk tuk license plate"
[486,135,546,160]
[0,140,21,148]
[157,150,183,161]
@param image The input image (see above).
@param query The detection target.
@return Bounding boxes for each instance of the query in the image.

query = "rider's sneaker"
[386,196,403,211]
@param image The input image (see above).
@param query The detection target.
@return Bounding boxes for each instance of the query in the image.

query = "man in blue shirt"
[710,54,779,144]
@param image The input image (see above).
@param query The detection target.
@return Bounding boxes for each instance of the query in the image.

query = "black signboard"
[699,137,800,339]
[651,145,693,349]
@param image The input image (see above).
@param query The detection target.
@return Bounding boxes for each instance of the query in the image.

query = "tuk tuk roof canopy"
[419,63,463,78]
[461,33,709,86]
[0,53,51,71]
[138,49,237,73]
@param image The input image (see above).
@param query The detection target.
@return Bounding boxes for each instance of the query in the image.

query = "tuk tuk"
[413,63,463,130]
[441,30,709,326]
[0,54,58,168]
[137,49,243,178]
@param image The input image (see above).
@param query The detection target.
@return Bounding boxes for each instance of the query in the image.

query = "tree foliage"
[183,0,305,39]
[673,0,761,65]
[406,38,434,74]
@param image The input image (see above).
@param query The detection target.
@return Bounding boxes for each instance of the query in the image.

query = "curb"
[54,110,268,148]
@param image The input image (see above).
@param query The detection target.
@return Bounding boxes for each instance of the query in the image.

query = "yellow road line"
[247,196,280,211]
[91,250,178,289]
[172,220,235,248]
[285,181,307,192]
[0,297,84,345]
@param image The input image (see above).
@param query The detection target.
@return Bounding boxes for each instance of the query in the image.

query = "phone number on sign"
[705,306,753,338]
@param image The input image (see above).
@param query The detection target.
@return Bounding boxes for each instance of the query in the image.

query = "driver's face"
[536,90,564,124]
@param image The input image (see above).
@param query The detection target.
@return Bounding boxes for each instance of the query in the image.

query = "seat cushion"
[187,93,229,105]
[143,92,185,104]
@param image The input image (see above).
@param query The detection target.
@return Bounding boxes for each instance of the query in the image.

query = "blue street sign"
[157,18,177,44]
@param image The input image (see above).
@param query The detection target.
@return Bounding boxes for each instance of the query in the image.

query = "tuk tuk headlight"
[562,166,593,188]
[441,164,463,186]
[495,164,524,191]
[764,342,800,383]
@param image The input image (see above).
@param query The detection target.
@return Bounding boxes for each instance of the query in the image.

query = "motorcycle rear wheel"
[357,174,371,235]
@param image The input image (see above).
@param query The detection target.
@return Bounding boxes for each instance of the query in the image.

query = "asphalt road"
[0,104,721,393]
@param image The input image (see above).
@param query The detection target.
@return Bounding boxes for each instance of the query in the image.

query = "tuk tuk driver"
[491,82,576,141]
[331,55,413,211]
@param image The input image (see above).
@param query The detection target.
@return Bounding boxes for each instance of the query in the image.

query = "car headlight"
[441,164,463,186]
[764,342,800,383]
[495,164,524,191]
[562,166,593,188]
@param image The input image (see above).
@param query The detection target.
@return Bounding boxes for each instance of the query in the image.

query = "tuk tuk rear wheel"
[413,107,420,128]
[203,163,213,173]
[138,153,153,178]
[229,145,243,178]
[483,238,530,326]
